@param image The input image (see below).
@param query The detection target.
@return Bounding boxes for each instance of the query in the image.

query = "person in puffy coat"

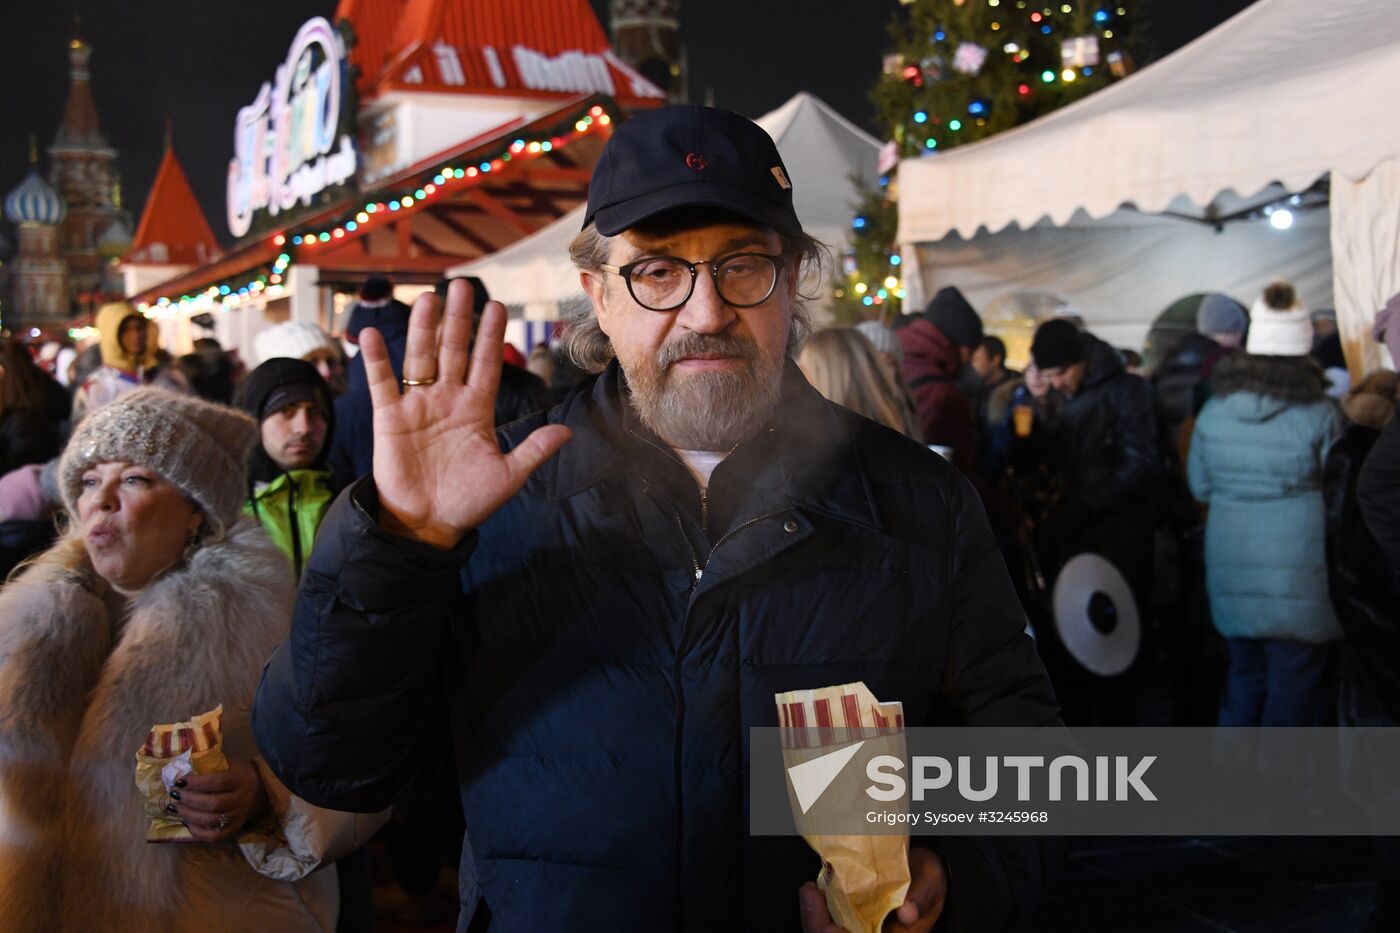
[72,302,160,421]
[0,389,383,933]
[235,358,338,579]
[253,106,1061,933]
[1188,292,1344,726]
[897,286,982,471]
[1324,370,1400,724]
[1029,320,1159,597]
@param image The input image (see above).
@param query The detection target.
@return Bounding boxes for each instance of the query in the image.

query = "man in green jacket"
[234,358,337,577]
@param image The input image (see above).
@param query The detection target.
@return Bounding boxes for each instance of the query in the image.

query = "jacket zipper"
[288,474,303,579]
[631,426,783,927]
[629,427,709,531]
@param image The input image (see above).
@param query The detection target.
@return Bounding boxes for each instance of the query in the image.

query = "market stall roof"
[896,0,1400,243]
[337,0,665,106]
[129,96,615,309]
[448,92,882,315]
[123,145,221,266]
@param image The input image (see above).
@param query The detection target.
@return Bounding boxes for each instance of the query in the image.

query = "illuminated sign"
[226,17,356,238]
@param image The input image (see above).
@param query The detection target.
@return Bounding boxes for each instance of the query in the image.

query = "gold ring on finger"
[401,377,438,387]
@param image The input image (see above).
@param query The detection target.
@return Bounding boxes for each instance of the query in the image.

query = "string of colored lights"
[139,104,615,317]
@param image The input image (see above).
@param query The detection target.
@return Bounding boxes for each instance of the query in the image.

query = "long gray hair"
[562,223,828,373]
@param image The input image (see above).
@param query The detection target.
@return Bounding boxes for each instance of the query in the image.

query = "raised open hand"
[363,279,572,549]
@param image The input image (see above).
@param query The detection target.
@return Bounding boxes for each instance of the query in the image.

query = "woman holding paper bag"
[0,389,382,933]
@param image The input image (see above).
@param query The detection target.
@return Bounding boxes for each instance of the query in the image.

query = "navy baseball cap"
[583,105,803,237]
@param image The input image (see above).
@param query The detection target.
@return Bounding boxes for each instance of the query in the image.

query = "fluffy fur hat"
[59,388,258,538]
[1246,281,1313,357]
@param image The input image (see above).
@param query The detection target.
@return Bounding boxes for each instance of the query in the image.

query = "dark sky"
[0,0,1257,248]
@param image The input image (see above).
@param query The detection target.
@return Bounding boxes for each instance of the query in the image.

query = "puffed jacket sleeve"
[237,758,390,882]
[252,476,475,812]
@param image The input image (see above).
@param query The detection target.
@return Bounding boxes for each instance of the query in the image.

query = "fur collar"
[0,519,292,932]
[1209,352,1327,405]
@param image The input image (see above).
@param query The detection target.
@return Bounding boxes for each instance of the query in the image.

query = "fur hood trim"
[1210,352,1327,405]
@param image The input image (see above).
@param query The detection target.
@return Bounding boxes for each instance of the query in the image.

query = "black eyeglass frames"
[598,252,785,311]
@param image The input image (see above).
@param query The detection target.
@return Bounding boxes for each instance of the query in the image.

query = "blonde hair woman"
[798,327,923,440]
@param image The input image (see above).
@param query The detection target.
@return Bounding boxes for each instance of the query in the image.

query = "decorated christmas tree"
[837,0,1137,320]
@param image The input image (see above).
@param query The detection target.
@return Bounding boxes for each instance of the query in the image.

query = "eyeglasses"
[599,252,785,312]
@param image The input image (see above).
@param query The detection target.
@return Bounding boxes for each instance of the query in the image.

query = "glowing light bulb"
[1062,69,1077,82]
[1269,208,1294,230]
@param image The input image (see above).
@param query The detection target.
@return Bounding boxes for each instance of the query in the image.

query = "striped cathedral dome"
[4,169,67,226]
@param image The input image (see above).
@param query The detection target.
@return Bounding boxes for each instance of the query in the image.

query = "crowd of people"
[0,103,1396,931]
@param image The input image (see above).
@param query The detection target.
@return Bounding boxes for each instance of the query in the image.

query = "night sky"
[0,0,1257,248]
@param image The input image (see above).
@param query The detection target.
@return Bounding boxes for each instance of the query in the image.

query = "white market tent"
[896,0,1400,374]
[448,92,881,340]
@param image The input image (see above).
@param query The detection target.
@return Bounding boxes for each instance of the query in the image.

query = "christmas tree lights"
[837,1,1137,320]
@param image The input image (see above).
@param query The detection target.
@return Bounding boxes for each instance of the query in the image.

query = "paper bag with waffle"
[775,682,910,933]
[133,705,228,842]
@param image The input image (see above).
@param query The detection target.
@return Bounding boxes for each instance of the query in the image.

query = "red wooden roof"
[123,146,220,266]
[334,0,665,104]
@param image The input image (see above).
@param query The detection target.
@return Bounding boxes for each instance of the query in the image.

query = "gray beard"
[623,334,786,451]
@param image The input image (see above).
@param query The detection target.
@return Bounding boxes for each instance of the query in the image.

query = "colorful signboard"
[226,17,356,238]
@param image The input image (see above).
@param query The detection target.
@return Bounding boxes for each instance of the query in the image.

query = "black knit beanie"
[1030,319,1085,369]
[923,286,984,348]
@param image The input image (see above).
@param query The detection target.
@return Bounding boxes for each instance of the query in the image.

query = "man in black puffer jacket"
[1029,319,1160,594]
[1027,320,1159,725]
[254,106,1061,933]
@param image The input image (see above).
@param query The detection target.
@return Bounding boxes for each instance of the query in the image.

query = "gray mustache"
[658,333,759,367]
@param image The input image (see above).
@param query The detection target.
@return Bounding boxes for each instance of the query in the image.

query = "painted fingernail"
[174,779,187,788]
[169,790,181,800]
[165,803,179,814]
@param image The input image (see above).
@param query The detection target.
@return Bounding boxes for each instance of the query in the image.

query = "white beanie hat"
[254,321,338,365]
[1246,281,1313,357]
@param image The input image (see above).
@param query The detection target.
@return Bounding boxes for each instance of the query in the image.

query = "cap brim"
[590,181,803,237]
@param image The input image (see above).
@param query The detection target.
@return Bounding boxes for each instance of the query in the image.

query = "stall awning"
[896,0,1400,243]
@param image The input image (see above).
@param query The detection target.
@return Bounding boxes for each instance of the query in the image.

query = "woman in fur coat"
[1188,282,1344,727]
[0,388,382,933]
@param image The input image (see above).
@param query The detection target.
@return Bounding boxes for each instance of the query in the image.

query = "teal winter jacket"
[1187,354,1343,643]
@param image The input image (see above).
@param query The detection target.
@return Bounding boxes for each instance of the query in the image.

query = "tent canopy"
[448,92,881,318]
[897,0,1400,243]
